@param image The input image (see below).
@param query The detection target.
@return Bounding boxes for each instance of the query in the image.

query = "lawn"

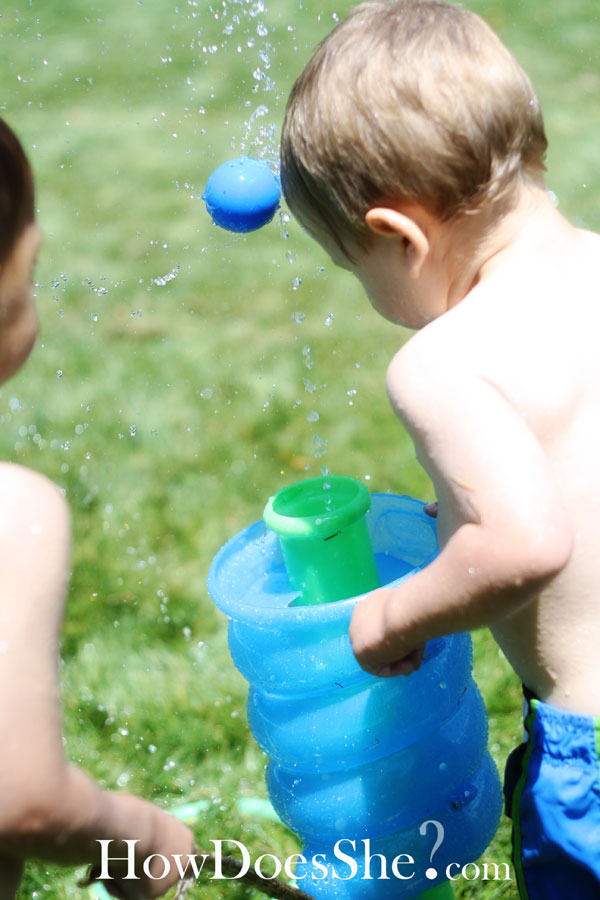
[0,0,598,898]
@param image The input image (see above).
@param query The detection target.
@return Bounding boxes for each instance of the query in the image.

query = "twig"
[82,852,317,900]
[199,851,316,900]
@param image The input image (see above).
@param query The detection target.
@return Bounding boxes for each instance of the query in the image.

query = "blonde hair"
[280,0,547,257]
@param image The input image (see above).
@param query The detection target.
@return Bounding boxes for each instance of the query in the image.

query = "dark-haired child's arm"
[0,463,194,898]
[350,347,573,676]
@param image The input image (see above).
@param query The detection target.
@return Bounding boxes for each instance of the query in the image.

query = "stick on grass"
[82,851,317,900]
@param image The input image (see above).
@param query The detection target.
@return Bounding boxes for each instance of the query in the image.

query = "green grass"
[0,0,598,898]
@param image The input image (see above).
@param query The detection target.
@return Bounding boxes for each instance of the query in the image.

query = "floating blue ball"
[203,156,281,233]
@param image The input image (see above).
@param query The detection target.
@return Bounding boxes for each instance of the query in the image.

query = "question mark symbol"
[419,819,445,880]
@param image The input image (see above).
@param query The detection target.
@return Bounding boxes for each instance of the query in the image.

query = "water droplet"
[313,435,328,458]
[290,276,302,291]
[129,425,137,437]
[325,313,334,327]
[291,311,305,324]
[301,346,313,370]
[306,410,319,422]
[279,211,290,239]
[152,264,180,287]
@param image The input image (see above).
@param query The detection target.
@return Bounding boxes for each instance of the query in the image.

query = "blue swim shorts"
[504,686,600,899]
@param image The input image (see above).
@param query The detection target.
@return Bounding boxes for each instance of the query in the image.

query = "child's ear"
[365,207,429,278]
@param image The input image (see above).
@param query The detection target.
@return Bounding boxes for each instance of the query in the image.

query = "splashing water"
[151,264,181,287]
[203,2,340,472]
[205,0,279,160]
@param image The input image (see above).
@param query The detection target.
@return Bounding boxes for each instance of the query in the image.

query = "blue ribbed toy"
[207,477,502,900]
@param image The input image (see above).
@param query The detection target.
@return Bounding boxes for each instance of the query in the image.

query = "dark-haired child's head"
[0,118,39,382]
[0,118,35,265]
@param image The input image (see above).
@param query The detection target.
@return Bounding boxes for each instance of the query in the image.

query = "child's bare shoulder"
[0,463,69,559]
[386,314,477,417]
[577,227,600,250]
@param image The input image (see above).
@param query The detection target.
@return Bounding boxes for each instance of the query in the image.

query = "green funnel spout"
[263,476,380,606]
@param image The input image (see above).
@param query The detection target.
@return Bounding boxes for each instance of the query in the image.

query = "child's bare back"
[389,194,600,715]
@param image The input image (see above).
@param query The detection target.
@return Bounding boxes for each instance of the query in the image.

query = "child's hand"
[423,501,438,518]
[85,796,196,899]
[349,587,426,677]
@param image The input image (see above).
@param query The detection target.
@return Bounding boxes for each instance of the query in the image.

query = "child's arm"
[0,463,194,897]
[350,343,574,676]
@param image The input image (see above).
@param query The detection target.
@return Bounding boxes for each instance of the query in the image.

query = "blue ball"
[203,157,281,233]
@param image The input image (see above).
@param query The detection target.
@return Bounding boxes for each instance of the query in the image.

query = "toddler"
[281,2,600,896]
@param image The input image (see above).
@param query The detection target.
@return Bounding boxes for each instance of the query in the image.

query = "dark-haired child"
[0,118,194,900]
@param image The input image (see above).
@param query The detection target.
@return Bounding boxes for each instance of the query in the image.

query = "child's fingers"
[372,645,426,678]
[79,866,144,900]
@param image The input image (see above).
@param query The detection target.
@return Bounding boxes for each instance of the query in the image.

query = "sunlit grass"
[0,0,599,897]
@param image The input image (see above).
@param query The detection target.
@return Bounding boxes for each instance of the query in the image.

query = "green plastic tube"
[263,475,380,605]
